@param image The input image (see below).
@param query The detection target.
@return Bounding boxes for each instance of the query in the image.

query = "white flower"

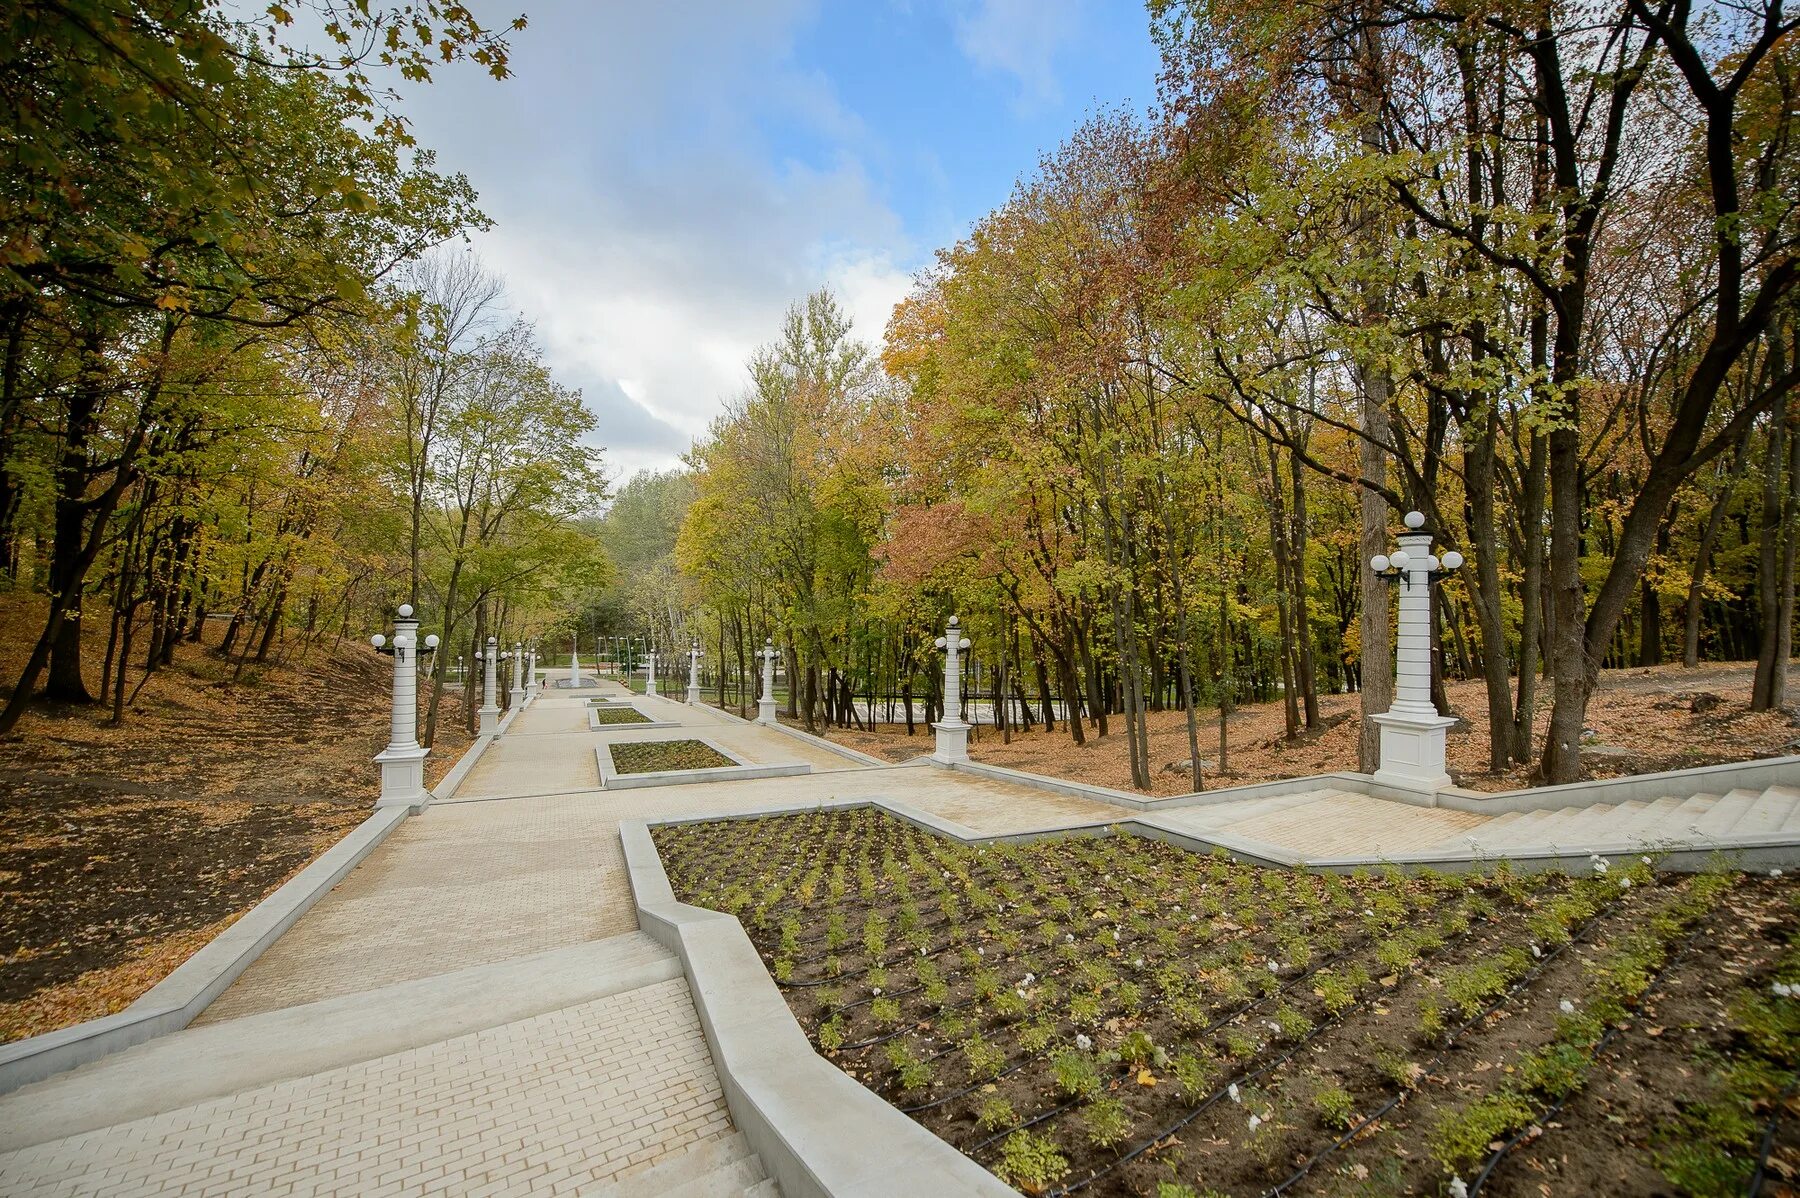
[1022,973,1036,987]
[1449,1178,1469,1198]
[1227,1083,1241,1103]
[1772,869,1785,878]
[1076,1033,1093,1051]
[1363,909,1375,917]
[976,947,984,956]
[1774,982,1794,999]
[1189,914,1198,922]
[1266,1020,1282,1033]
[1248,1114,1263,1132]
[1593,860,1610,874]
[1113,930,1122,942]
[1560,999,1576,1014]
[1065,934,1075,944]
[1619,878,1631,889]
[1267,959,1280,973]
[1530,944,1542,959]
[1016,988,1027,999]
[1134,958,1145,969]
[1641,856,1652,865]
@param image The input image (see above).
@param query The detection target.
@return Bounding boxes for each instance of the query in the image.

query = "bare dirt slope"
[0,598,472,1042]
[809,661,1799,797]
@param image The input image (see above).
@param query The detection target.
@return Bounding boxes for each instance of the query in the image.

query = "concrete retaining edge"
[594,735,812,790]
[757,719,893,767]
[0,698,511,1095]
[620,819,1014,1198]
[0,803,411,1094]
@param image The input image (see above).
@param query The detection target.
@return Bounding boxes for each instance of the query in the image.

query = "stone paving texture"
[0,675,1544,1196]
[0,976,729,1197]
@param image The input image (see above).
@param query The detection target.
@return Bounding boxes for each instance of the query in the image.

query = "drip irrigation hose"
[899,924,1381,1116]
[1033,903,1520,1195]
[1748,1076,1799,1197]
[1466,917,1716,1196]
[1260,900,1625,1197]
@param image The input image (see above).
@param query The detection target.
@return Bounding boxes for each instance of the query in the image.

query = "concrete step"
[1185,791,1318,829]
[663,1155,770,1197]
[1550,800,1646,843]
[1459,808,1561,850]
[606,1133,768,1197]
[1653,793,1723,840]
[1692,789,1763,838]
[1616,796,1683,838]
[744,1180,781,1198]
[1730,784,1800,838]
[1487,807,1587,849]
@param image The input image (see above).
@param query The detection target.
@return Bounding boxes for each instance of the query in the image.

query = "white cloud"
[951,0,1083,111]
[388,0,919,478]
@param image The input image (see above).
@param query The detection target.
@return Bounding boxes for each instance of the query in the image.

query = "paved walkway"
[0,678,1527,1195]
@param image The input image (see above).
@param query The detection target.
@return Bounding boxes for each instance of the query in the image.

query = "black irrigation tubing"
[1466,916,1718,1196]
[860,900,1366,1069]
[1039,898,1573,1198]
[898,927,1379,1117]
[1747,1075,1800,1197]
[1260,897,1629,1197]
[820,891,1316,1022]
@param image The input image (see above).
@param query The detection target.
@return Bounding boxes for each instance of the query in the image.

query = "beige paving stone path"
[0,675,1503,1196]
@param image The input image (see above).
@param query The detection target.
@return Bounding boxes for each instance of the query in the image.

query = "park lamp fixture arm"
[1369,510,1464,589]
[369,603,440,661]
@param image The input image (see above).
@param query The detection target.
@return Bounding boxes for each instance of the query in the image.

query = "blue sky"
[393,0,1162,478]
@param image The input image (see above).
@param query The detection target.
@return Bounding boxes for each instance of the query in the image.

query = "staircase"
[1432,782,1800,855]
[603,1132,779,1197]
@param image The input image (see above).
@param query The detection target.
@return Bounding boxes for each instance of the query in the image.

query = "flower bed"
[610,739,734,774]
[589,706,652,726]
[653,808,1799,1197]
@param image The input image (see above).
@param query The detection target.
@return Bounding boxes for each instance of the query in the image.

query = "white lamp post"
[757,638,780,725]
[509,641,525,708]
[525,646,538,698]
[477,634,500,736]
[686,639,703,705]
[1368,510,1465,792]
[371,604,436,810]
[931,616,973,763]
[645,643,658,697]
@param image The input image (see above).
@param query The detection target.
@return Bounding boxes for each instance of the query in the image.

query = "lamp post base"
[686,683,701,705]
[932,719,971,764]
[374,745,431,811]
[757,698,778,725]
[1369,709,1457,794]
[477,705,500,737]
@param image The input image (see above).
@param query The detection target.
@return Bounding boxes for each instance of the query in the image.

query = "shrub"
[1082,1095,1132,1146]
[976,1094,1018,1131]
[1312,1081,1357,1130]
[1052,1050,1103,1098]
[1118,1030,1156,1066]
[995,1131,1069,1191]
[964,1034,1006,1079]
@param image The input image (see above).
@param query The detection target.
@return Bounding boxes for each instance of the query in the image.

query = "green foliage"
[994,1131,1069,1191]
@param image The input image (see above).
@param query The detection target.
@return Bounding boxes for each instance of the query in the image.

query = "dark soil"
[0,599,473,1041]
[590,706,652,725]
[803,661,1799,796]
[610,738,734,773]
[654,808,1800,1196]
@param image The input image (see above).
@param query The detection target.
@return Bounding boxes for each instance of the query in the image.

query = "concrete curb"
[620,820,1014,1198]
[758,719,892,768]
[0,804,411,1095]
[586,702,682,732]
